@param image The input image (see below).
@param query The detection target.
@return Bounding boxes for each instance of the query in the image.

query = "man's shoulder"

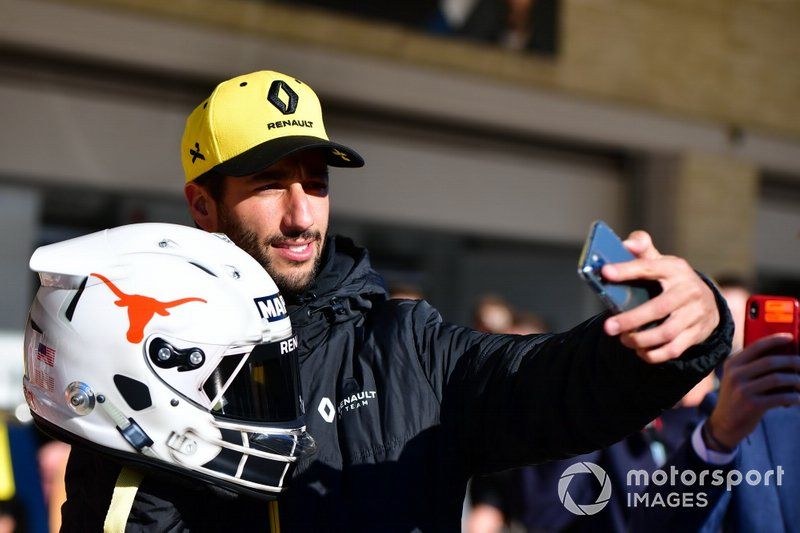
[368,297,441,323]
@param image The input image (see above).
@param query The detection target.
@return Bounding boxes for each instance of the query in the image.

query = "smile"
[273,240,316,262]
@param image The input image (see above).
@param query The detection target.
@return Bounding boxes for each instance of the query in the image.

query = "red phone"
[743,295,799,354]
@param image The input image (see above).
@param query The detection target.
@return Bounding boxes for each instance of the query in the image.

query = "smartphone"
[578,220,662,315]
[743,295,799,354]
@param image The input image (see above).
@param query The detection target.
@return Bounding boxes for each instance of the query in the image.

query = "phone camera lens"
[749,302,758,319]
[591,255,606,274]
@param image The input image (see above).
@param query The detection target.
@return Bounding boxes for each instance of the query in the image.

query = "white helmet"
[23,223,314,497]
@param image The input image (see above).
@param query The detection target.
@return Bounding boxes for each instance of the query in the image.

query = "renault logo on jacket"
[318,397,335,423]
[338,390,377,414]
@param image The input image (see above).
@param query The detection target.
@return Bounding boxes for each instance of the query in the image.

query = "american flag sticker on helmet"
[37,343,56,367]
[33,369,55,392]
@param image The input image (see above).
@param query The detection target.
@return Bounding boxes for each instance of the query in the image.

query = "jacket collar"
[286,236,387,356]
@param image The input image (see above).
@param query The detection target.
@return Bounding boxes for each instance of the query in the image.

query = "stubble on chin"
[217,211,323,298]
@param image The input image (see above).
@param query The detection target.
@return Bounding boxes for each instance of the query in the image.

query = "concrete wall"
[0,186,40,329]
[19,0,799,139]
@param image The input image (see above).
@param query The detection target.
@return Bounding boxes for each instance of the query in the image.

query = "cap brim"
[214,135,364,177]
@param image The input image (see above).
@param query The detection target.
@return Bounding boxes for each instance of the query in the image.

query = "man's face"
[212,151,330,296]
[720,286,750,352]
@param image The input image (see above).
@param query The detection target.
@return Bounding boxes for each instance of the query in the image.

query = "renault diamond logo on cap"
[267,80,299,115]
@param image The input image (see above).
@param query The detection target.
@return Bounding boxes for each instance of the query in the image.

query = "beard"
[217,208,324,298]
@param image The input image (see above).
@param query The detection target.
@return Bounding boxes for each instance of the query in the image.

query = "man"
[631,332,800,530]
[625,277,800,532]
[64,70,732,531]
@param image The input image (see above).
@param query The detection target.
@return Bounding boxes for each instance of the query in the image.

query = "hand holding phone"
[578,220,662,315]
[577,220,720,364]
[744,295,799,354]
[707,331,800,451]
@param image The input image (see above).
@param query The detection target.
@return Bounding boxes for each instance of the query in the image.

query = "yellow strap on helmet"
[103,467,144,533]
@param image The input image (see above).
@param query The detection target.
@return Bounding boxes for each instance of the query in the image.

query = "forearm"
[464,284,732,471]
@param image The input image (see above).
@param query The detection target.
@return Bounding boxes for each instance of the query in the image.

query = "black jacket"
[61,236,733,532]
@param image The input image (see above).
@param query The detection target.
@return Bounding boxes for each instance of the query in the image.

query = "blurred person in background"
[472,294,515,333]
[0,499,23,533]
[715,274,754,353]
[388,283,425,300]
[63,69,732,530]
[37,440,69,533]
[630,284,800,532]
[439,0,558,53]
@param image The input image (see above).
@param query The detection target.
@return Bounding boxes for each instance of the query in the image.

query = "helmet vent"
[189,262,218,277]
[113,374,153,411]
[65,277,88,322]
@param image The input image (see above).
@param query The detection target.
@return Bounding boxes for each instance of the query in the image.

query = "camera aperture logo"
[558,462,612,516]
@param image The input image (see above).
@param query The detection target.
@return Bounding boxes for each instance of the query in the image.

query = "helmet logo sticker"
[254,293,288,322]
[37,342,56,367]
[267,80,298,115]
[91,273,207,343]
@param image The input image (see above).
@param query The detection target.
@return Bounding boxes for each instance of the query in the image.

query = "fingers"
[634,327,701,364]
[619,300,701,350]
[602,255,690,284]
[734,353,800,379]
[754,391,800,411]
[742,371,800,396]
[605,280,698,336]
[729,333,795,366]
[622,231,661,260]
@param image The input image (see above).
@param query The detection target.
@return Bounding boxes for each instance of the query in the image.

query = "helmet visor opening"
[203,337,302,423]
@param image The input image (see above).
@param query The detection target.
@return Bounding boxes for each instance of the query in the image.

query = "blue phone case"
[578,220,662,314]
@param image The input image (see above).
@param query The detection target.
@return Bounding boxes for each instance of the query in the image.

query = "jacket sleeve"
[411,279,733,474]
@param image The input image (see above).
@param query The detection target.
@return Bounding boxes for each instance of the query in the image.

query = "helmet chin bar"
[180,428,300,464]
[168,451,289,493]
[165,429,310,493]
[163,415,313,495]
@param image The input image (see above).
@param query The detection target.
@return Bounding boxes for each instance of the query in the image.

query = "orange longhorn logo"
[91,273,207,343]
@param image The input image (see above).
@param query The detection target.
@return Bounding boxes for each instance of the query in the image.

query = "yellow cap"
[181,71,363,182]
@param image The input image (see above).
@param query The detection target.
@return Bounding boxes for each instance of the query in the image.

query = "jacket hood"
[287,236,387,355]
